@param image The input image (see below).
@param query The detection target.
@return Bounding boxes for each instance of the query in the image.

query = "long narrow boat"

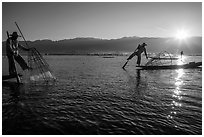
[137,62,202,70]
[149,57,179,60]
[2,74,22,81]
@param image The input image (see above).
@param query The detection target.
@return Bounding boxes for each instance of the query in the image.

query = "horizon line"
[2,35,202,42]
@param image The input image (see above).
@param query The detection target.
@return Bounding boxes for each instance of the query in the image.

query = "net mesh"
[26,48,56,83]
[145,51,173,66]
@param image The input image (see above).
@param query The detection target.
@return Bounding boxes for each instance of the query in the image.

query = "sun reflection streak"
[173,69,184,102]
[177,56,185,65]
[167,69,184,122]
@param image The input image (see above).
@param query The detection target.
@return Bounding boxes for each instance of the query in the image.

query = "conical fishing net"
[26,48,56,83]
[145,51,173,66]
[6,22,56,84]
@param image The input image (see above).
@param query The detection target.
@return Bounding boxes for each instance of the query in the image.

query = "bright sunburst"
[175,29,189,40]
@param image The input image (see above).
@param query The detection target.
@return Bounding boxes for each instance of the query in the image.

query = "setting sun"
[175,29,189,40]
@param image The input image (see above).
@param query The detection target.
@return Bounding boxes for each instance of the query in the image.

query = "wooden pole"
[15,22,29,48]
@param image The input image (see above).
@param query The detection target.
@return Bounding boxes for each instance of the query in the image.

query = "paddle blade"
[122,61,129,69]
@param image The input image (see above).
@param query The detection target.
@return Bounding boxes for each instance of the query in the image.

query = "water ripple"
[2,56,202,135]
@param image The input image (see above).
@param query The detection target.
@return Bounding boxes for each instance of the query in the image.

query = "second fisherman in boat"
[6,31,32,75]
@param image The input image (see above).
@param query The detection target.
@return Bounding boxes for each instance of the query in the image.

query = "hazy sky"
[2,2,202,41]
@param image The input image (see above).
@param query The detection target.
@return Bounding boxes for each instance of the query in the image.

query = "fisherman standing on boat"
[135,43,148,66]
[6,31,31,75]
[122,42,149,69]
[180,51,184,58]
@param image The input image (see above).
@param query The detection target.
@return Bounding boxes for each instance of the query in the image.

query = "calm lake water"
[2,55,202,135]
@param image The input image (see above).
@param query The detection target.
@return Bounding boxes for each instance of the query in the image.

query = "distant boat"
[149,57,179,60]
[102,56,115,58]
[136,62,202,70]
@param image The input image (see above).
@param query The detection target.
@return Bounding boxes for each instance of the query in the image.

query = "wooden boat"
[137,62,202,70]
[2,74,22,81]
[102,56,115,58]
[149,57,179,60]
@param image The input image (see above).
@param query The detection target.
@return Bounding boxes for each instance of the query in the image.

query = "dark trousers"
[7,54,29,75]
[137,55,141,66]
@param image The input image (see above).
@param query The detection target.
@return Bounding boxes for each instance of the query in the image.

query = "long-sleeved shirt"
[6,38,29,56]
[136,45,147,57]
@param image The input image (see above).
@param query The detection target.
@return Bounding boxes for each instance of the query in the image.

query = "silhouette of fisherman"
[135,43,148,66]
[180,51,184,58]
[6,31,31,75]
[127,42,148,66]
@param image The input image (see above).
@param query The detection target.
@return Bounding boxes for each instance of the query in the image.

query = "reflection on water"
[2,81,64,135]
[136,70,141,88]
[168,57,186,120]
[124,69,148,97]
[177,56,185,65]
[168,68,184,124]
[2,82,25,104]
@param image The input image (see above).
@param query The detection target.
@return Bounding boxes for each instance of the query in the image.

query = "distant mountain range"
[2,36,202,55]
